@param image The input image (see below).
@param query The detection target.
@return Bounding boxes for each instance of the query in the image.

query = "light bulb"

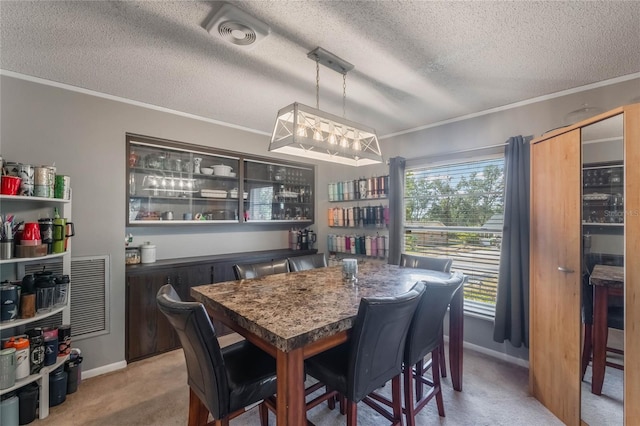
[353,130,361,151]
[328,123,338,145]
[296,112,308,137]
[313,118,323,141]
[340,127,350,148]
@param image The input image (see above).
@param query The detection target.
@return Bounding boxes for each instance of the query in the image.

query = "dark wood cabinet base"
[125,248,317,362]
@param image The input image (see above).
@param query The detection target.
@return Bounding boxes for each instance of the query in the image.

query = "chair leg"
[189,387,210,426]
[346,399,358,426]
[404,364,417,426]
[415,359,424,400]
[391,375,403,426]
[581,323,593,380]
[339,394,346,415]
[259,403,269,426]
[432,348,445,417]
[328,393,336,410]
[439,332,447,378]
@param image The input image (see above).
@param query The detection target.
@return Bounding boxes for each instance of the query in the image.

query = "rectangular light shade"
[269,102,383,167]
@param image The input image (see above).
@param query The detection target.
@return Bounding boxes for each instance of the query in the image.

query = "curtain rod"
[404,142,508,164]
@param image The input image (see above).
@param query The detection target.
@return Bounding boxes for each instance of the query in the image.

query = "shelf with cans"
[0,176,74,419]
[327,233,389,259]
[328,175,389,202]
[582,162,624,227]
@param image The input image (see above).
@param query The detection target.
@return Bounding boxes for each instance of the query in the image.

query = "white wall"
[0,75,328,371]
[2,73,638,372]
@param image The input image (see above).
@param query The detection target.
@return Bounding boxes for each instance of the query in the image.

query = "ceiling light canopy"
[269,48,383,167]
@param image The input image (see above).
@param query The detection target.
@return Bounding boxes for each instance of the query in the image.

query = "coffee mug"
[1,176,22,195]
[21,223,41,244]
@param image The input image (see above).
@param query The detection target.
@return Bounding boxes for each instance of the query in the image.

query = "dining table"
[191,261,465,426]
[589,264,624,396]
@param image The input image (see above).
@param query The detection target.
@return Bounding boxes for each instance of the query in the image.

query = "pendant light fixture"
[269,47,383,166]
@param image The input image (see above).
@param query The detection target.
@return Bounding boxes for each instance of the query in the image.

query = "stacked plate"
[200,189,227,198]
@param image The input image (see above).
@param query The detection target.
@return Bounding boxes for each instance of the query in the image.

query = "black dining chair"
[304,282,424,426]
[399,253,453,273]
[156,284,277,426]
[233,259,290,280]
[288,253,328,272]
[402,273,465,425]
[399,253,454,379]
[580,253,624,381]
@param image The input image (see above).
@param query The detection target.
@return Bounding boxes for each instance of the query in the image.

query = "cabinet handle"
[557,266,575,273]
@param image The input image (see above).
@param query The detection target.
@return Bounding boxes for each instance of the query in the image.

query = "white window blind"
[404,157,504,307]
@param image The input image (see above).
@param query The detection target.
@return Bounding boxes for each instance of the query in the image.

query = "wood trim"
[530,106,626,145]
[302,331,348,358]
[623,103,640,424]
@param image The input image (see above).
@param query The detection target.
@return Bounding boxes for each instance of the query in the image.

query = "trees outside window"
[404,158,504,308]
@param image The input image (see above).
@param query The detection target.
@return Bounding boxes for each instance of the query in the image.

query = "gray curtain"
[388,157,406,265]
[493,136,532,348]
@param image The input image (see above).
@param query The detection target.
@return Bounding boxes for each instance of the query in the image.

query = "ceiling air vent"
[204,3,271,49]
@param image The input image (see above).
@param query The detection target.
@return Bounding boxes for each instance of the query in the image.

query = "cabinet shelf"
[329,197,388,203]
[131,195,238,202]
[0,251,67,265]
[0,305,67,331]
[582,222,623,227]
[0,195,71,204]
[0,354,69,397]
[128,136,315,226]
[329,226,388,230]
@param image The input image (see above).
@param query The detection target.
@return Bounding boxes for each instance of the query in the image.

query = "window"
[404,157,504,315]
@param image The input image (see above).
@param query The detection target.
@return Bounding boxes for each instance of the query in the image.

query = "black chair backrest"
[156,285,230,419]
[233,258,290,280]
[288,253,328,272]
[404,272,465,366]
[399,253,453,273]
[347,282,424,402]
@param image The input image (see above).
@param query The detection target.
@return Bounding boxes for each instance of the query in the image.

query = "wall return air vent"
[204,3,271,49]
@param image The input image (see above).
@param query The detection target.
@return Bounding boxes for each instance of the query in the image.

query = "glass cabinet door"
[243,160,314,223]
[128,140,241,224]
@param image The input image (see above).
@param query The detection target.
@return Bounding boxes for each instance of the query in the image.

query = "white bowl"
[229,172,237,178]
[213,164,232,176]
[200,167,214,175]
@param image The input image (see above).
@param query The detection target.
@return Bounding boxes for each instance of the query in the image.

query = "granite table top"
[590,264,624,288]
[191,262,452,353]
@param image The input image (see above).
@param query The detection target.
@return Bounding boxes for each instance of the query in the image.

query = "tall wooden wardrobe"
[529,104,639,425]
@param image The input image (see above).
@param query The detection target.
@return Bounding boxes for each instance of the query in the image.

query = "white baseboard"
[443,335,530,368]
[82,360,127,379]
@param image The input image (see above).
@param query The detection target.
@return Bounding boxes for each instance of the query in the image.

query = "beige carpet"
[38,336,567,426]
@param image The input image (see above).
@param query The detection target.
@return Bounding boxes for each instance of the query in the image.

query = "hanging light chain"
[343,73,347,118]
[315,57,320,110]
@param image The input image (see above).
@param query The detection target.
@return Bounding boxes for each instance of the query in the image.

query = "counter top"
[590,264,623,288]
[191,262,452,352]
[125,248,317,273]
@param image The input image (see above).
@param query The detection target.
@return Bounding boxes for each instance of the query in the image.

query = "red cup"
[1,175,22,195]
[21,222,42,245]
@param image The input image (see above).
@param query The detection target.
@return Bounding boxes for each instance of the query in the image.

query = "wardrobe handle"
[557,266,575,273]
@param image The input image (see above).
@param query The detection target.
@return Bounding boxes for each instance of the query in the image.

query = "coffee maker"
[297,229,317,250]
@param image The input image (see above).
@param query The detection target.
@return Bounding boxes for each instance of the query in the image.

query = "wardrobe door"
[530,129,582,426]
[624,103,640,423]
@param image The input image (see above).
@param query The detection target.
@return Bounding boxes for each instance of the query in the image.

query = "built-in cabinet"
[127,134,315,225]
[0,195,72,420]
[125,249,317,362]
[529,104,639,425]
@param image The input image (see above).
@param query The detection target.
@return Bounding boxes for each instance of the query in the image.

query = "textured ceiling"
[1,1,639,137]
